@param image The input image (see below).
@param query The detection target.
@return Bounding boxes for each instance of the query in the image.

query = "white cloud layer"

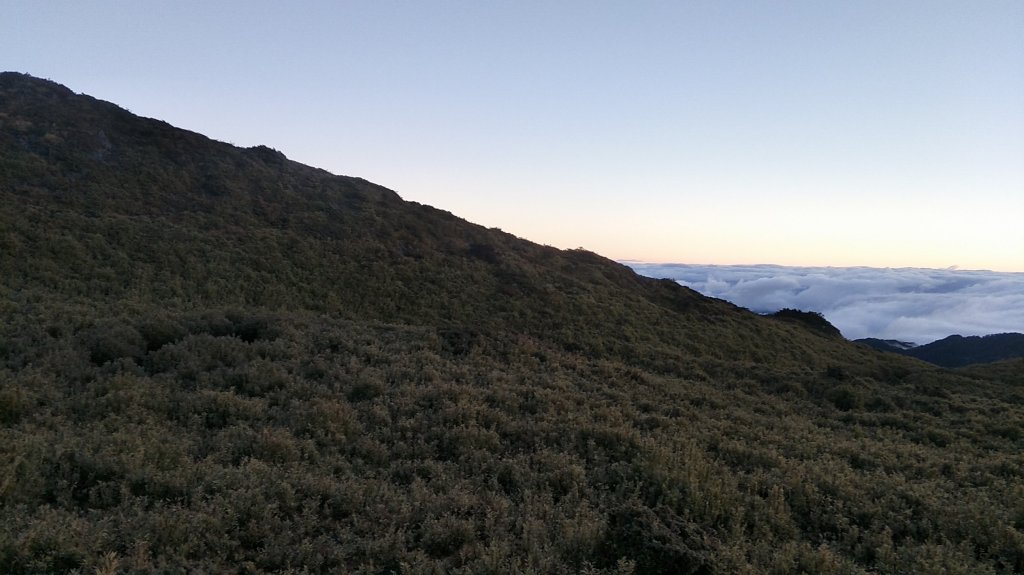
[627,263,1024,344]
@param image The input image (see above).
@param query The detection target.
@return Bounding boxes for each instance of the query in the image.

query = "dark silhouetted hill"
[768,308,843,338]
[857,333,1024,367]
[2,72,1022,574]
[856,338,919,352]
[906,333,1024,367]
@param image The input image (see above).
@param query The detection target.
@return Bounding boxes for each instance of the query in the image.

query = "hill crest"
[0,70,876,374]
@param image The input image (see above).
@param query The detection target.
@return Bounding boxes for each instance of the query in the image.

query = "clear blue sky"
[6,1,1023,271]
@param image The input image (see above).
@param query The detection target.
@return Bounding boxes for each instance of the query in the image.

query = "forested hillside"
[2,73,1022,574]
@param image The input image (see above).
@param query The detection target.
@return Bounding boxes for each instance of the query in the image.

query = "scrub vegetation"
[2,73,1022,574]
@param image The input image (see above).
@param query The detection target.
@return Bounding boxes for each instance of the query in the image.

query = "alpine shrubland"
[1,73,1022,574]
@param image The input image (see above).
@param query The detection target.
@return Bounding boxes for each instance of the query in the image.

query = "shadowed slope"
[857,334,1024,368]
[0,71,884,374]
[2,73,1022,574]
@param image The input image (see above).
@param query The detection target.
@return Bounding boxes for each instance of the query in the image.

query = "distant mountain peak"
[857,333,1024,367]
[857,338,918,351]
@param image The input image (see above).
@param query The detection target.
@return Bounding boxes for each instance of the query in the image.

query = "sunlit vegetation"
[2,72,1022,574]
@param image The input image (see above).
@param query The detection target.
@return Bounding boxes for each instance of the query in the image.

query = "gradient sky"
[6,1,1023,271]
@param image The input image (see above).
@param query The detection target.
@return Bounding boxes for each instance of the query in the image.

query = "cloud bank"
[626,263,1024,344]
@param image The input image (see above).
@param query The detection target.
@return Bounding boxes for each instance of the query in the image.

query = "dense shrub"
[2,73,1022,573]
[80,321,147,366]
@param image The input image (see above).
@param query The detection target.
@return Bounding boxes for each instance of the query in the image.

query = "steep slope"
[0,71,890,375]
[2,73,1022,574]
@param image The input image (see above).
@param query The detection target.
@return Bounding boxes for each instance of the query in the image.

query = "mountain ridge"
[2,72,1022,574]
[858,333,1024,368]
[0,70,880,374]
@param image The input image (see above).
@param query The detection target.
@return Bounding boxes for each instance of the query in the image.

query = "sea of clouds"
[626,263,1024,344]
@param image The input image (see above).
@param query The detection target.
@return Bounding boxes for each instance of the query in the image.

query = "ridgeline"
[2,73,1022,574]
[859,334,1024,368]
